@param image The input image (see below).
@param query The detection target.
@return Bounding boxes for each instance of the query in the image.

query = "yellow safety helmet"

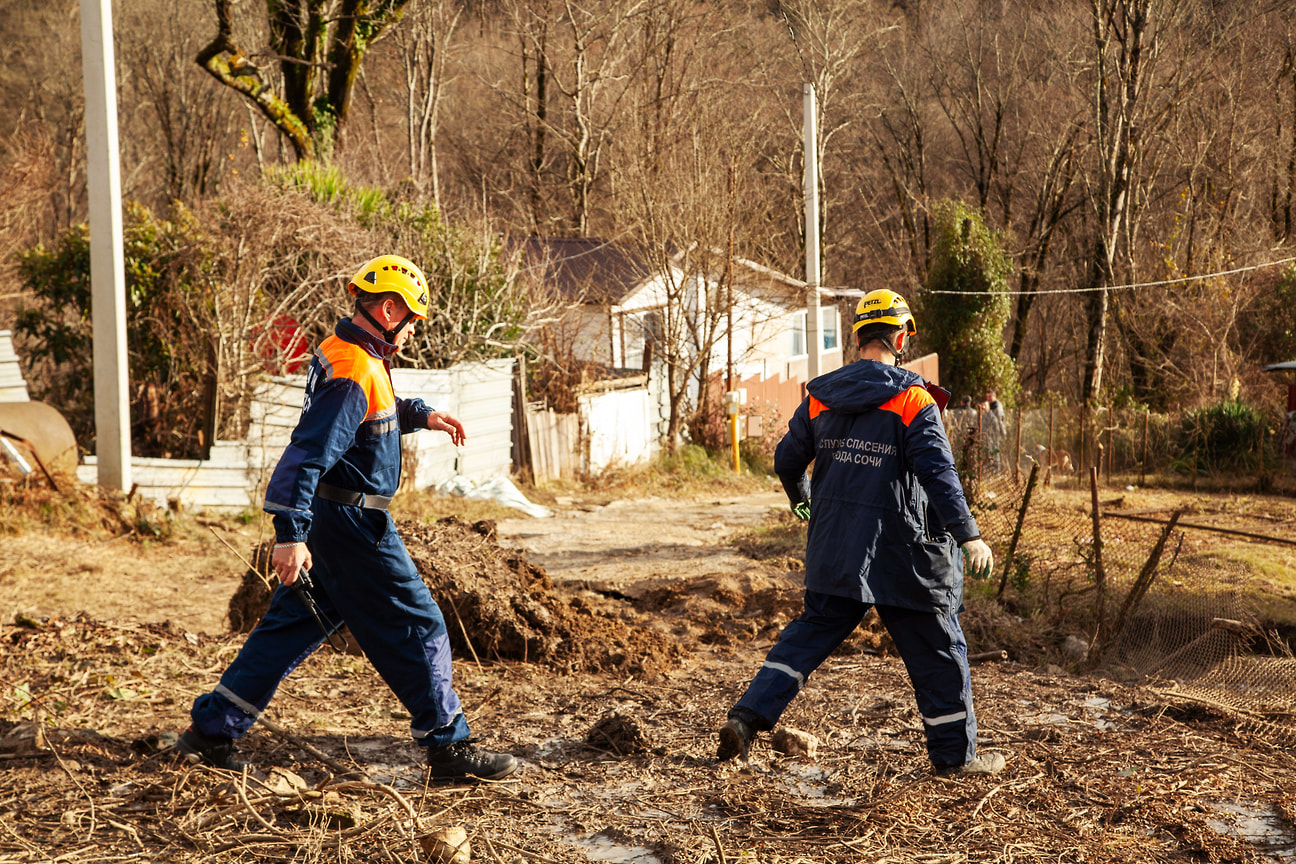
[852,289,917,335]
[347,254,430,319]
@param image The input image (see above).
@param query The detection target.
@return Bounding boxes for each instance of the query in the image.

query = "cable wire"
[920,255,1296,297]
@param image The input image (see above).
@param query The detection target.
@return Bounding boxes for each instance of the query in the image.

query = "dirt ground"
[3,486,1296,863]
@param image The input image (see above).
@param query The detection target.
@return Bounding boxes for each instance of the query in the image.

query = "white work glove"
[962,538,993,581]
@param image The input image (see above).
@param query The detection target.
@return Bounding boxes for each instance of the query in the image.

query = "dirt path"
[0,527,252,634]
[496,492,788,590]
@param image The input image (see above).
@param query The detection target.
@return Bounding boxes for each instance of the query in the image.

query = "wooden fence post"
[1046,404,1056,487]
[1140,411,1149,487]
[997,464,1039,600]
[1106,404,1114,484]
[1089,466,1106,650]
[1014,403,1023,486]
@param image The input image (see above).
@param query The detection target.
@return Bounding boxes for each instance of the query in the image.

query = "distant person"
[981,390,1007,470]
[982,391,1006,429]
[717,289,1003,776]
[177,254,517,782]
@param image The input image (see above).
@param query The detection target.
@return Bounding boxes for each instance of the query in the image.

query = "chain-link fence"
[946,402,1291,487]
[948,410,1296,740]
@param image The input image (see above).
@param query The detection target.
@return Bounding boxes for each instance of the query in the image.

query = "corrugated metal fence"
[0,331,30,403]
[77,359,516,512]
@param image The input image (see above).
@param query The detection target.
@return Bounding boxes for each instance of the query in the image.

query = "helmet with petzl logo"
[347,254,430,319]
[852,289,916,361]
[852,289,916,336]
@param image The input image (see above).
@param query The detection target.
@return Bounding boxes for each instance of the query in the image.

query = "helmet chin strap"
[357,303,416,345]
[884,331,906,364]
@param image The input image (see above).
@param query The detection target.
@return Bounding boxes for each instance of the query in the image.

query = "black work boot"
[176,727,249,771]
[717,717,755,762]
[426,740,518,782]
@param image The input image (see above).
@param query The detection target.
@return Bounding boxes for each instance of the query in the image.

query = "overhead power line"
[920,255,1296,297]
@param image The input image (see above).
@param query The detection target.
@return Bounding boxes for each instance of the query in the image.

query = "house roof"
[515,236,823,309]
[515,237,652,305]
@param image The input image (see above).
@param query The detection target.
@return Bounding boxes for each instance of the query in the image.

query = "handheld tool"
[290,568,350,654]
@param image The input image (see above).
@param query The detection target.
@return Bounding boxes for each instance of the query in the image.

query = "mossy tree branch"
[198,0,413,161]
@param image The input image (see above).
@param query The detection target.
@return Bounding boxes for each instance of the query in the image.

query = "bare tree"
[610,0,782,447]
[196,0,415,161]
[497,0,640,235]
[393,0,464,209]
[120,0,247,203]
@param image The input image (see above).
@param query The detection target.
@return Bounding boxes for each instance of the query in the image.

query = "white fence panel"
[74,359,514,512]
[394,359,514,488]
[580,388,653,472]
[77,441,252,511]
[0,330,30,403]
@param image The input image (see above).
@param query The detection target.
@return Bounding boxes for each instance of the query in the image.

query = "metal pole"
[803,83,821,380]
[81,0,131,491]
[1014,403,1022,485]
[1047,404,1056,487]
[1141,410,1149,487]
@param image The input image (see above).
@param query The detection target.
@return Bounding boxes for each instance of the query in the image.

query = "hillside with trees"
[1,0,1295,455]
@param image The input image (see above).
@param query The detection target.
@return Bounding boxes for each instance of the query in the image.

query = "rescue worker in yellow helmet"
[718,288,1003,775]
[180,255,517,782]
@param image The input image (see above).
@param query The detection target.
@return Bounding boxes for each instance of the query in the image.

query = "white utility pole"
[80,0,131,491]
[803,83,821,380]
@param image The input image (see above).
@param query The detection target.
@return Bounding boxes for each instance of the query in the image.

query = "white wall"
[580,388,654,472]
[77,359,515,513]
[0,331,30,403]
[393,359,514,488]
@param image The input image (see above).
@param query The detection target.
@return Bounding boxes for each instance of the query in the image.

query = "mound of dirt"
[228,541,276,632]
[632,569,895,655]
[405,517,679,680]
[585,711,651,756]
[224,517,681,680]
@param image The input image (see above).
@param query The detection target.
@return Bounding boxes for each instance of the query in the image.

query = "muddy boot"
[426,740,518,782]
[935,751,1006,776]
[176,727,249,771]
[717,717,754,762]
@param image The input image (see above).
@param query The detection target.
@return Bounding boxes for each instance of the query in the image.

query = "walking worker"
[717,289,1003,776]
[178,254,517,782]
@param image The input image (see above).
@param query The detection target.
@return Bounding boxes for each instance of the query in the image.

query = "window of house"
[821,306,838,351]
[790,308,837,356]
[790,310,807,357]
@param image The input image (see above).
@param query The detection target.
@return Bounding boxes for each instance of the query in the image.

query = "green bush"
[918,199,1020,406]
[1176,401,1269,473]
[15,202,218,457]
[661,444,723,478]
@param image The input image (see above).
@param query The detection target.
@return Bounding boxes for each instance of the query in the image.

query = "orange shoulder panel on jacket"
[879,385,935,426]
[316,336,395,415]
[808,396,828,419]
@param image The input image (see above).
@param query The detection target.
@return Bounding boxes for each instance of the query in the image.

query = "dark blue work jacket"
[774,359,980,612]
[264,319,435,544]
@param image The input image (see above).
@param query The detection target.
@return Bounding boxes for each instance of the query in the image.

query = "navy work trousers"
[191,499,470,748]
[733,590,977,768]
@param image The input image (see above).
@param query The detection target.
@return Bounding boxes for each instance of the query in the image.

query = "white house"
[517,237,843,399]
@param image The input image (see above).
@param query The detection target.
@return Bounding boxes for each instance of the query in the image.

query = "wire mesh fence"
[948,409,1296,741]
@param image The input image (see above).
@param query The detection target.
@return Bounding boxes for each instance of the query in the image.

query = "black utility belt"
[316,482,392,511]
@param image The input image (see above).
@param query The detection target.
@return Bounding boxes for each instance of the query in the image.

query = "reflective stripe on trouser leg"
[735,590,871,730]
[190,583,325,739]
[307,502,468,748]
[875,604,976,768]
